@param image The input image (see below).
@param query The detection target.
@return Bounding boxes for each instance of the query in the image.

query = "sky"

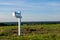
[0,0,60,22]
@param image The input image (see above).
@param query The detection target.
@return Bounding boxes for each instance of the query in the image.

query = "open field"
[0,24,60,40]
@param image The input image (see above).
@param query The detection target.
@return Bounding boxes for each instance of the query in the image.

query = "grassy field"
[0,24,60,40]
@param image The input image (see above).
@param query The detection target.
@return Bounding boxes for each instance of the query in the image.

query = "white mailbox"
[13,11,22,18]
[12,10,22,36]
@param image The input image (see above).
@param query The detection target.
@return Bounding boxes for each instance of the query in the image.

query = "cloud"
[22,13,60,21]
[0,0,60,22]
[0,0,60,11]
[0,2,15,6]
[0,14,17,22]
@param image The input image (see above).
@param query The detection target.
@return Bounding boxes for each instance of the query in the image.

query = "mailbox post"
[12,11,22,36]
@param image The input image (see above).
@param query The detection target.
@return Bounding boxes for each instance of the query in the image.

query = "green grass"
[0,24,60,40]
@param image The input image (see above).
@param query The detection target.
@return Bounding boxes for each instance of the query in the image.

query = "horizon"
[0,0,60,22]
[2,20,60,22]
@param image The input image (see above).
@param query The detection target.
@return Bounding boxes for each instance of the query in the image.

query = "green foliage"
[0,24,60,40]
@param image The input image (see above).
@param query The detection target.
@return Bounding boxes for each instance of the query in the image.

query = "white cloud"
[0,2,14,5]
[0,0,60,22]
[22,13,60,21]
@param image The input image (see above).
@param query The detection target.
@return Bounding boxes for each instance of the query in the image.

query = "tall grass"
[0,24,60,40]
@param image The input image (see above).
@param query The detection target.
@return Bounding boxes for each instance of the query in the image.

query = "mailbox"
[13,11,22,18]
[12,10,22,36]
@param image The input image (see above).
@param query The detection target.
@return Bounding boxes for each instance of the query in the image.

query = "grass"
[0,24,60,40]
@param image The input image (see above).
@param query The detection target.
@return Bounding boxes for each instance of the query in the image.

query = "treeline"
[0,21,60,26]
[21,21,60,25]
[0,23,17,26]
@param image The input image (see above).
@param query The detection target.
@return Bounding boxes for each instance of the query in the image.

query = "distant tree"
[0,23,8,26]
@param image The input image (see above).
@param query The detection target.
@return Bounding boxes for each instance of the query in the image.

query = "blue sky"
[0,0,60,22]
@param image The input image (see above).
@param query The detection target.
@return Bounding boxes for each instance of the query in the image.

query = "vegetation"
[0,24,60,40]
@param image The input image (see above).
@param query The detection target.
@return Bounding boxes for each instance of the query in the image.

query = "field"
[0,24,60,40]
